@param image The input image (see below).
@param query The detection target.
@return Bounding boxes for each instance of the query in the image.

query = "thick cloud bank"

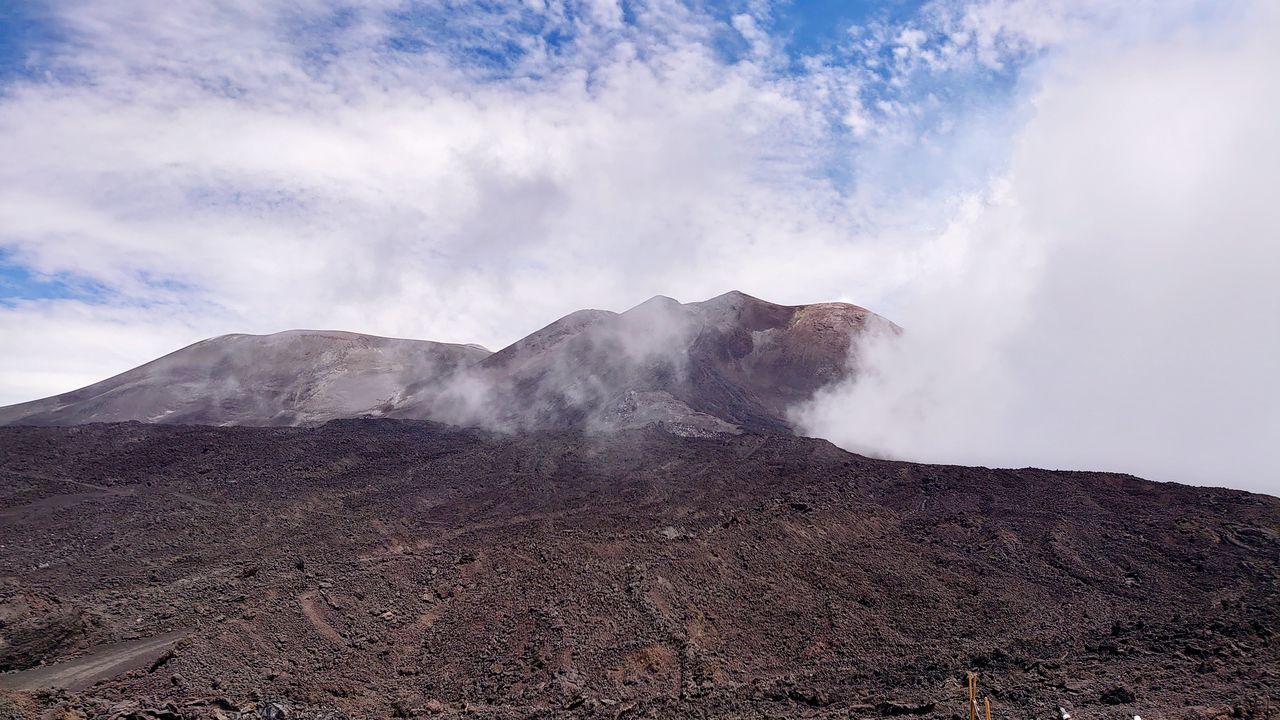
[795,3,1280,493]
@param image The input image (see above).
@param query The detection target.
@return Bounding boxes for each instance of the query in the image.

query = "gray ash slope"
[0,421,1276,719]
[0,331,490,427]
[0,291,889,434]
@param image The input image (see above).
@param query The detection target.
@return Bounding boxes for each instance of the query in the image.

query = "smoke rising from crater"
[399,298,705,433]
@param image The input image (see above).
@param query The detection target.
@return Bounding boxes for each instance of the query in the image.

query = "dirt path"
[0,630,188,691]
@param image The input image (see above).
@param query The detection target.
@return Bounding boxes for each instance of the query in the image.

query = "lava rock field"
[0,420,1276,719]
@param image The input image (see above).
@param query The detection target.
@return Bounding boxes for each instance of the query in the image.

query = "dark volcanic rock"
[1099,683,1137,704]
[0,583,87,672]
[0,421,1276,719]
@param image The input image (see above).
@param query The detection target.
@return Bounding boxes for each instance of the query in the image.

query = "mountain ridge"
[0,292,893,433]
[0,330,491,427]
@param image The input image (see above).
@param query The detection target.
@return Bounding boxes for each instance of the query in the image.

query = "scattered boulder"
[0,586,86,672]
[256,700,289,719]
[1100,684,1137,704]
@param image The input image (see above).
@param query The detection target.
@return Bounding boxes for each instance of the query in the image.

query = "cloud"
[0,0,913,403]
[0,0,1275,494]
[795,0,1280,494]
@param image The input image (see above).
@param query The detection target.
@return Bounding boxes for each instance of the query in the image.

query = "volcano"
[0,292,891,434]
[1,292,1273,720]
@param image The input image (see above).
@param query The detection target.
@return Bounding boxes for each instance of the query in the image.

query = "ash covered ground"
[0,421,1276,719]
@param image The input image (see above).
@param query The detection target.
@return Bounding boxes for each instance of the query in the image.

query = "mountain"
[393,291,890,434]
[1,295,1274,719]
[0,292,892,433]
[0,330,490,427]
[1,421,1275,718]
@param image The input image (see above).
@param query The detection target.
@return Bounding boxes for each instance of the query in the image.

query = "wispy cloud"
[0,1,939,392]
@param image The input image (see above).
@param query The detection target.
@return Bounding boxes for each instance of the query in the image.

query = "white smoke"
[404,295,705,433]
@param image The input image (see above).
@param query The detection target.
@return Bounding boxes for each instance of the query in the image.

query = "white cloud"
[0,299,222,402]
[796,0,1280,494]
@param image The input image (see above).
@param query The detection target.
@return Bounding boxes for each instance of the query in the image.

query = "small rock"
[1100,684,1137,704]
[257,701,289,720]
[789,688,830,708]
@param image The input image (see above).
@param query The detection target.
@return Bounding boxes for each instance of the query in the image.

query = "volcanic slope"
[0,292,889,433]
[0,421,1275,719]
[393,290,891,433]
[0,331,490,427]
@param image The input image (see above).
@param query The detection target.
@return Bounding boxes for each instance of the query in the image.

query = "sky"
[0,0,1276,493]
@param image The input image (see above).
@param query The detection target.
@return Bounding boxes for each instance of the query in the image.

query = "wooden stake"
[968,673,978,720]
[985,696,992,720]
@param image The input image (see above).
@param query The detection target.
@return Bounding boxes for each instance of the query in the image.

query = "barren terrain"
[1,421,1276,719]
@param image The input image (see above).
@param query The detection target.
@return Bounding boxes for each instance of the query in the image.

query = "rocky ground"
[0,420,1276,719]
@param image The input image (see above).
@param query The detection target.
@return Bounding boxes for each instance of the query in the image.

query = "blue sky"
[0,254,105,303]
[0,3,50,81]
[764,0,919,52]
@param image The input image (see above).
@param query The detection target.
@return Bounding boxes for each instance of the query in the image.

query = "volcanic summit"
[0,291,891,435]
